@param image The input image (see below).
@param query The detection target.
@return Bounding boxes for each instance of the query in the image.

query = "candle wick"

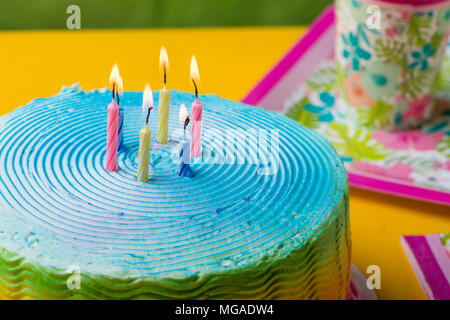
[192,79,198,100]
[184,116,190,138]
[146,106,153,127]
[164,67,167,86]
[112,82,119,105]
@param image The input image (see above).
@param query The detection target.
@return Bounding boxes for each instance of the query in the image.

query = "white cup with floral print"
[335,0,450,130]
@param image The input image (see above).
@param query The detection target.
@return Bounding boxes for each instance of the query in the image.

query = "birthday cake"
[0,85,351,299]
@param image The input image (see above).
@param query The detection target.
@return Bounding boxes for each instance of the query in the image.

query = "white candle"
[177,104,195,177]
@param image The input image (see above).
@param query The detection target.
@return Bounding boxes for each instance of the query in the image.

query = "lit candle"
[106,64,120,172]
[137,84,153,183]
[190,56,202,158]
[117,76,125,151]
[157,46,170,144]
[177,104,195,177]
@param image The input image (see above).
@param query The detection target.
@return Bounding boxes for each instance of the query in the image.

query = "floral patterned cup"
[335,0,450,130]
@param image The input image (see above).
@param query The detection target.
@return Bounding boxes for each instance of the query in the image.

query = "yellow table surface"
[0,27,449,300]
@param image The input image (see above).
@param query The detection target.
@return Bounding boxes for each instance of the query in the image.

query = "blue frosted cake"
[0,85,351,299]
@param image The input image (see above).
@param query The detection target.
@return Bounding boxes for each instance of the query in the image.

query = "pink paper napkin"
[401,233,450,300]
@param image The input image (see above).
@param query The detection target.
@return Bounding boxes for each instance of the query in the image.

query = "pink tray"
[242,5,450,206]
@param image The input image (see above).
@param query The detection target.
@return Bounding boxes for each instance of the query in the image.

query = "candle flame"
[117,76,124,96]
[179,104,189,124]
[109,64,120,87]
[159,46,169,73]
[190,55,200,85]
[143,84,153,112]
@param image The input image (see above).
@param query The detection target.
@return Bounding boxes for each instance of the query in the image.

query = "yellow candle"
[137,84,153,183]
[158,86,170,144]
[157,46,170,144]
[137,126,151,182]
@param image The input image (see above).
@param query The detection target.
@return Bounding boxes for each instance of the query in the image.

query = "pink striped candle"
[190,56,202,158]
[190,99,202,158]
[106,100,119,172]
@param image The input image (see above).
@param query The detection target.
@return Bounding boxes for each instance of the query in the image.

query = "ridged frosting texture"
[0,85,351,299]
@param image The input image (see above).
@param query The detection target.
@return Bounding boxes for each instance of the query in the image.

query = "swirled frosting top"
[0,84,347,279]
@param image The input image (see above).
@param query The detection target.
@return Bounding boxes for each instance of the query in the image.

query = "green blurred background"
[0,0,333,30]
